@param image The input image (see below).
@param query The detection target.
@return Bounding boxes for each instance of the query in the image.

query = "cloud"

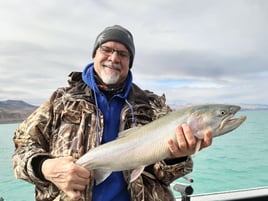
[0,0,267,105]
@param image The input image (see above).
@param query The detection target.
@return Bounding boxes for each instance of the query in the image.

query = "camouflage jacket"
[12,72,193,201]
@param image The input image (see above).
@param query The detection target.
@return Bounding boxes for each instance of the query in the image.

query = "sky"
[0,0,267,106]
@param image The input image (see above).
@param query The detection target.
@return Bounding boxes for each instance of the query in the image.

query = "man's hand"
[168,124,213,158]
[42,156,90,200]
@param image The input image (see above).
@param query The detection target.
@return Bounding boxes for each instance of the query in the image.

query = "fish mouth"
[219,114,247,135]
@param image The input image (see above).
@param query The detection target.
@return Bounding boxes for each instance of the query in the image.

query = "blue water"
[1,110,268,200]
[0,123,34,201]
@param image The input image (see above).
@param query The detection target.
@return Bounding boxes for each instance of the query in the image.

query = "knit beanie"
[92,25,135,68]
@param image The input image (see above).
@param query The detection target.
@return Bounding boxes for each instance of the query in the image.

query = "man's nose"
[108,51,120,62]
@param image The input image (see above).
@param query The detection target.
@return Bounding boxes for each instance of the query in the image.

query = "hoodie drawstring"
[94,97,135,146]
[125,99,136,124]
[93,90,101,146]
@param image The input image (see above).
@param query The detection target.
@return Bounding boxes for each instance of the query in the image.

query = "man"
[12,25,212,201]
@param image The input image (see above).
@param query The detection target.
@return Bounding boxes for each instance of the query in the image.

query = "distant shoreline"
[1,100,267,124]
[0,100,37,124]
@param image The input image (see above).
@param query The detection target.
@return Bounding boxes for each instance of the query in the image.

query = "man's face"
[93,41,130,86]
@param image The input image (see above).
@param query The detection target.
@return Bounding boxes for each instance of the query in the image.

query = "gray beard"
[100,70,120,85]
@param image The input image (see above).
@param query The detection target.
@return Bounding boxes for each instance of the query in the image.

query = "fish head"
[214,105,247,137]
[187,104,246,139]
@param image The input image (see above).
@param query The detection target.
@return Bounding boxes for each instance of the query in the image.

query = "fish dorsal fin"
[118,126,141,138]
[130,166,145,183]
[94,169,112,185]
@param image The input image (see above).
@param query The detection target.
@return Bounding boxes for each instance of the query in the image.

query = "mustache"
[102,61,121,71]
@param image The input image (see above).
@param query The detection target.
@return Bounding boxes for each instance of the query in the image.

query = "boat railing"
[174,184,268,201]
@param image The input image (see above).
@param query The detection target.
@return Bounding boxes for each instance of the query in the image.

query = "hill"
[0,100,37,124]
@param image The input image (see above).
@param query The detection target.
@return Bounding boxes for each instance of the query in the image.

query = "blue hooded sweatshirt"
[82,63,133,201]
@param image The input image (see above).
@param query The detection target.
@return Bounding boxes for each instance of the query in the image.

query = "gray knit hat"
[92,25,135,68]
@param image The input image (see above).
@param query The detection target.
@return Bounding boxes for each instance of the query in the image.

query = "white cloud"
[0,0,267,105]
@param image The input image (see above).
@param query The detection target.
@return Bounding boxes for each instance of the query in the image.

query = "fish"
[76,104,246,185]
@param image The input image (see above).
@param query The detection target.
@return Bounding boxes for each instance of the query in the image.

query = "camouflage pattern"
[12,72,193,201]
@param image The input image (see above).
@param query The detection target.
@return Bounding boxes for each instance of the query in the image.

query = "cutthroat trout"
[76,104,246,184]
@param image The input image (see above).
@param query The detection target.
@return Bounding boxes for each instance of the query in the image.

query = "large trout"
[76,104,246,184]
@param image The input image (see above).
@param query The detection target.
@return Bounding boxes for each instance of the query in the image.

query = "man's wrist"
[31,155,51,181]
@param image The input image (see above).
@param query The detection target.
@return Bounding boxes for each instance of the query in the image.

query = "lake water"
[1,110,268,200]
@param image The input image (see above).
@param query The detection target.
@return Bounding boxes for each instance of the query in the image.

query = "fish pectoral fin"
[94,169,112,185]
[193,139,202,156]
[130,166,145,183]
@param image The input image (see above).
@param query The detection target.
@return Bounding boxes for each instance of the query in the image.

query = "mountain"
[0,100,37,124]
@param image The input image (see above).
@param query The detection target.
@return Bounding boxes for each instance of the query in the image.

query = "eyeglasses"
[99,45,130,60]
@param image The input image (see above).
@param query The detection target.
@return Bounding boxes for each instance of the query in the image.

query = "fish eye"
[219,110,227,116]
